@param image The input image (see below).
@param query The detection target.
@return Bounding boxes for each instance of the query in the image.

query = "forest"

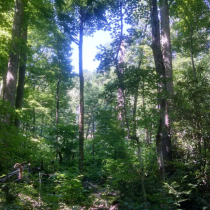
[0,0,210,209]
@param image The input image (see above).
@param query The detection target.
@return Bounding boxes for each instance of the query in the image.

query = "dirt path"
[83,182,119,210]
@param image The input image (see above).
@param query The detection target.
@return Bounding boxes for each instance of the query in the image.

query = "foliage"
[1,0,210,209]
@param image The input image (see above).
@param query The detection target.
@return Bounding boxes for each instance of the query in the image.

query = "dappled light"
[0,0,210,209]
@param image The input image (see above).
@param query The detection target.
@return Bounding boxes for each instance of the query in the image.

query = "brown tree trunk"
[4,0,24,107]
[56,78,60,126]
[160,0,173,95]
[116,0,125,122]
[32,107,36,132]
[86,119,91,139]
[40,114,44,137]
[79,12,84,174]
[15,7,28,127]
[133,90,138,136]
[92,111,95,161]
[56,77,62,163]
[150,0,168,180]
[190,27,197,79]
[160,0,172,161]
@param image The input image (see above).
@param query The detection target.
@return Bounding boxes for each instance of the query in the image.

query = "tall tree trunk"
[92,111,95,162]
[56,78,60,126]
[190,27,197,79]
[116,0,125,122]
[160,0,173,95]
[15,5,28,127]
[160,0,172,161]
[86,119,91,139]
[32,107,36,132]
[56,77,62,163]
[40,114,44,137]
[133,90,138,136]
[79,12,84,174]
[4,0,24,107]
[150,0,167,180]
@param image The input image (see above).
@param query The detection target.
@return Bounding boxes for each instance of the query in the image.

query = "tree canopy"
[0,0,210,209]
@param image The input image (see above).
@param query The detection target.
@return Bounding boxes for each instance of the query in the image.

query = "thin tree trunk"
[133,64,147,202]
[142,75,148,144]
[40,114,43,137]
[79,11,84,174]
[56,78,60,126]
[15,8,28,127]
[56,77,62,163]
[133,90,138,136]
[160,0,172,161]
[4,0,24,107]
[86,119,91,139]
[132,81,147,202]
[136,138,146,202]
[92,111,95,162]
[150,0,167,180]
[190,27,197,79]
[117,0,125,122]
[32,107,36,132]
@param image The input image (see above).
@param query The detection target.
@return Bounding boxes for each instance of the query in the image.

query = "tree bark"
[150,0,168,180]
[40,114,44,137]
[92,111,95,162]
[160,0,173,95]
[117,0,125,122]
[79,11,84,174]
[56,77,62,163]
[190,27,197,79]
[56,78,60,126]
[86,119,91,139]
[4,0,24,107]
[32,107,36,132]
[15,5,28,127]
[160,0,172,161]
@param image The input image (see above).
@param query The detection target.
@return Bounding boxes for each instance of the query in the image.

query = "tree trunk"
[55,77,62,164]
[150,0,168,180]
[15,6,28,127]
[116,0,125,122]
[160,0,173,95]
[4,0,24,107]
[190,27,197,79]
[79,12,84,174]
[40,114,44,137]
[133,90,138,136]
[160,0,172,161]
[86,119,91,139]
[32,107,36,132]
[92,111,95,162]
[136,138,146,202]
[56,78,60,126]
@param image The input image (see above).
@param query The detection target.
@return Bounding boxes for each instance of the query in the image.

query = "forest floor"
[83,182,119,210]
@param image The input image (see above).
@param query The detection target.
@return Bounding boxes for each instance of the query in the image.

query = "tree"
[4,0,24,108]
[150,0,168,179]
[55,0,107,174]
[171,0,210,79]
[15,0,28,127]
[160,0,173,161]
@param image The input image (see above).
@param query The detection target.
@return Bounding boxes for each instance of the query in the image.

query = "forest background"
[0,0,210,209]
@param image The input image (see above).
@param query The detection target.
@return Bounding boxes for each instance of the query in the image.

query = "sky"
[71,30,112,73]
